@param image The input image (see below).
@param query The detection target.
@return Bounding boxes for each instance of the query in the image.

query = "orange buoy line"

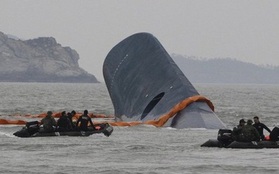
[0,95,213,126]
[101,95,214,127]
[0,119,27,125]
[145,95,214,127]
[93,95,213,127]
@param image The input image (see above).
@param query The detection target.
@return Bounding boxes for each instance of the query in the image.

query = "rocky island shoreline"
[0,32,98,83]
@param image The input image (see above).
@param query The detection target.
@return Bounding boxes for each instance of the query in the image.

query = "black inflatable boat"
[201,128,279,149]
[201,139,279,149]
[13,121,113,138]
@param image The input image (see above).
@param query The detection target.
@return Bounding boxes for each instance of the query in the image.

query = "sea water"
[0,83,279,174]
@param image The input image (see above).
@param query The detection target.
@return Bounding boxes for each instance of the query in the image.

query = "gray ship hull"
[103,33,226,129]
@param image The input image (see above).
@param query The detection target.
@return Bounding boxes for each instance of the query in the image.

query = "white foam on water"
[0,131,14,138]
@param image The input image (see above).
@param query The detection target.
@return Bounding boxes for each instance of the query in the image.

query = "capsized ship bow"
[103,32,226,129]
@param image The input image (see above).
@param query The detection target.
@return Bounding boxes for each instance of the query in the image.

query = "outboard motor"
[13,121,40,137]
[26,121,40,135]
[217,129,233,146]
[102,123,114,137]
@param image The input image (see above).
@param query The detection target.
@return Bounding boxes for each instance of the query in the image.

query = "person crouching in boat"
[40,111,57,133]
[253,116,271,140]
[76,110,95,131]
[57,111,72,132]
[232,119,246,141]
[238,119,261,142]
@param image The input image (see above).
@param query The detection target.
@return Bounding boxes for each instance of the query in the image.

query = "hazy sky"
[1,0,279,81]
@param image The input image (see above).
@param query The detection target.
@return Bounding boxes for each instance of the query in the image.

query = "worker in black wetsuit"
[76,110,95,131]
[57,111,72,132]
[253,116,271,140]
[270,127,279,141]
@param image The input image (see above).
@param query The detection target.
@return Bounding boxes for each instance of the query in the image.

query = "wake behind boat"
[13,121,113,138]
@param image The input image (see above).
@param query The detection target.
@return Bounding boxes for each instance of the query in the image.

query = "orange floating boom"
[0,95,213,127]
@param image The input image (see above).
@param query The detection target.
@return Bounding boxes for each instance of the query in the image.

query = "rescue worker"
[57,111,72,132]
[270,126,279,141]
[40,111,56,133]
[232,119,246,141]
[253,116,271,140]
[239,119,260,142]
[67,110,76,130]
[76,110,94,131]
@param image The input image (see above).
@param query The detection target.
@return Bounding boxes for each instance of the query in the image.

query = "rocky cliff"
[0,32,98,83]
